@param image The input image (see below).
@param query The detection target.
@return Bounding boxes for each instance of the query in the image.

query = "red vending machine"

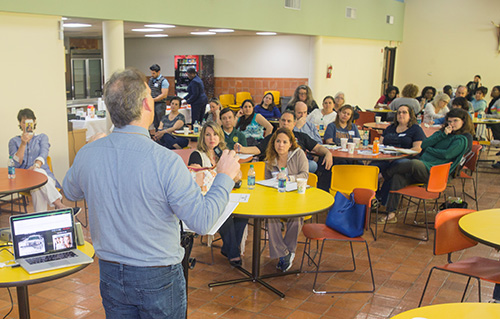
[174,55,214,99]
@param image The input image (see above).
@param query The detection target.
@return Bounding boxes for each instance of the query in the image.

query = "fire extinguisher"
[326,64,333,79]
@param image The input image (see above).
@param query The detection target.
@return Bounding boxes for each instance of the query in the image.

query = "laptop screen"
[10,208,76,259]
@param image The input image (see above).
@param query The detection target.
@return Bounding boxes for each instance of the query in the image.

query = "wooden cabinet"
[68,129,87,166]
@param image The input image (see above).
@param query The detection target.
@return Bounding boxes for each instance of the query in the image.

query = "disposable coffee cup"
[347,142,355,154]
[183,127,189,134]
[353,137,361,148]
[297,178,307,194]
[375,116,382,124]
[340,138,348,150]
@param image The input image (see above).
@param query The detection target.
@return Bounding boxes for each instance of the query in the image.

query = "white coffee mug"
[340,138,348,150]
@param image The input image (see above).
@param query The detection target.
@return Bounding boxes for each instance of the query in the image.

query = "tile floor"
[1,150,500,318]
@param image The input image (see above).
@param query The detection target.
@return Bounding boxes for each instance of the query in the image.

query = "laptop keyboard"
[25,251,77,265]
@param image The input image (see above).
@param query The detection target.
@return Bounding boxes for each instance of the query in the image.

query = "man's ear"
[143,97,153,112]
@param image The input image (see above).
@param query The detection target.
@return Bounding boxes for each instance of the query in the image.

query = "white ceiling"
[63,17,282,38]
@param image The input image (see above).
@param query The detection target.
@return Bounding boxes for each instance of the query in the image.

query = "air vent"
[285,0,301,10]
[346,7,357,19]
[386,15,394,24]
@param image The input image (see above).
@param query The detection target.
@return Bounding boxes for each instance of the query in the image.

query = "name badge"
[154,83,159,87]
[348,131,355,136]
[398,133,406,137]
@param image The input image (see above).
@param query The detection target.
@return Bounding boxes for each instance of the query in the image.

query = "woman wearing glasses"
[286,85,319,114]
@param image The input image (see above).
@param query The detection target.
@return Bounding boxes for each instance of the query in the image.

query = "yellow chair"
[264,90,281,106]
[219,94,235,108]
[229,92,252,111]
[240,162,265,181]
[304,173,318,222]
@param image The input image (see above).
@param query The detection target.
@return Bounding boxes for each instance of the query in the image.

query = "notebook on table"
[9,208,93,274]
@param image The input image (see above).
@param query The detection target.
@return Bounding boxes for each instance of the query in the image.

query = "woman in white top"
[333,91,346,113]
[423,92,450,124]
[307,96,337,129]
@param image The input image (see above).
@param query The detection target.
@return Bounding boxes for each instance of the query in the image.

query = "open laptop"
[10,208,93,274]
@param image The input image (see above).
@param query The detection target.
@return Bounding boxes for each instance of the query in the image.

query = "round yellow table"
[172,130,200,138]
[0,241,95,319]
[366,108,396,113]
[391,302,500,318]
[459,209,500,250]
[473,118,500,125]
[208,182,334,298]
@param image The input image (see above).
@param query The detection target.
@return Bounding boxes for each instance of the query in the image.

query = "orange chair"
[264,90,281,106]
[240,162,265,181]
[355,112,375,130]
[172,149,195,166]
[299,188,376,294]
[457,144,482,210]
[418,208,500,306]
[219,94,235,108]
[384,162,452,241]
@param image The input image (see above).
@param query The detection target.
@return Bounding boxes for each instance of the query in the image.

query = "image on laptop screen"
[10,209,75,258]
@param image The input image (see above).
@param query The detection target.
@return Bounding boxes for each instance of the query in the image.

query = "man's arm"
[312,144,333,170]
[154,79,169,102]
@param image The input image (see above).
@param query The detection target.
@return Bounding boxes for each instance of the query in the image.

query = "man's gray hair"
[104,68,148,128]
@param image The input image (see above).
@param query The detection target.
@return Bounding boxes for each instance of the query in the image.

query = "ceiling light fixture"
[190,31,216,35]
[256,32,277,36]
[63,23,92,28]
[144,24,175,29]
[132,28,162,32]
[61,17,69,21]
[208,29,234,33]
[145,34,169,37]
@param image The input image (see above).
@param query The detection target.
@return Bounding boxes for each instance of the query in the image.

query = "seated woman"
[423,92,450,124]
[188,122,247,267]
[255,92,281,120]
[375,86,399,108]
[307,96,337,128]
[9,108,71,212]
[203,98,222,125]
[220,108,247,150]
[389,83,421,115]
[434,97,470,125]
[324,105,360,145]
[265,128,309,272]
[333,92,346,113]
[286,85,319,113]
[375,105,426,201]
[235,99,273,146]
[487,86,500,168]
[153,96,189,149]
[378,108,474,223]
[416,86,437,108]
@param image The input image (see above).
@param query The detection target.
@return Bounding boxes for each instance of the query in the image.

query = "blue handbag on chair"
[325,192,366,238]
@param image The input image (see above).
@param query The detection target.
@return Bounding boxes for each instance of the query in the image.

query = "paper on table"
[230,193,250,203]
[383,146,420,155]
[256,179,298,192]
[357,150,379,156]
[182,200,240,235]
[236,154,254,160]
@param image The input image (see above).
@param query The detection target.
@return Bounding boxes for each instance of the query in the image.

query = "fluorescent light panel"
[190,31,216,35]
[132,28,162,32]
[208,29,234,33]
[144,24,175,28]
[145,34,169,37]
[256,32,277,35]
[63,23,92,28]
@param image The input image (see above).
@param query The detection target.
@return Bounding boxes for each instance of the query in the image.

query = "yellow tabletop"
[366,108,395,113]
[473,118,500,125]
[172,131,200,138]
[459,209,500,250]
[391,302,500,319]
[231,181,334,218]
[0,241,95,287]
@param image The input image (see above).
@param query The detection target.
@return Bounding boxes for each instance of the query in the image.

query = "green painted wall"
[0,0,404,41]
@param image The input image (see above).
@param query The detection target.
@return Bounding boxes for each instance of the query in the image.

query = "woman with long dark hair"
[286,85,319,113]
[235,99,273,146]
[255,92,281,120]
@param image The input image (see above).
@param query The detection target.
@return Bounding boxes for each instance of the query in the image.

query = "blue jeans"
[218,216,248,259]
[160,133,189,149]
[99,260,186,319]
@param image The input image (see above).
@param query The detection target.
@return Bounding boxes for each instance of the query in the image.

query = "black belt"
[101,259,170,268]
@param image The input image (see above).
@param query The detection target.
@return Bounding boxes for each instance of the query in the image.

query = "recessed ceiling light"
[144,24,175,29]
[145,34,169,37]
[190,31,216,35]
[63,23,92,28]
[132,28,162,32]
[208,29,234,33]
[61,17,69,21]
[256,32,277,36]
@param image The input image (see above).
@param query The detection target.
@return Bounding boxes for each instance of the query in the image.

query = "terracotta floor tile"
[297,300,330,315]
[287,309,322,319]
[221,307,256,318]
[261,304,294,317]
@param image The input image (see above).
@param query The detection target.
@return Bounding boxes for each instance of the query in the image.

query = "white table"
[70,117,108,141]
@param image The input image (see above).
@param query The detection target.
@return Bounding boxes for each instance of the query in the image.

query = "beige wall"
[396,0,500,93]
[0,12,68,182]
[312,36,394,109]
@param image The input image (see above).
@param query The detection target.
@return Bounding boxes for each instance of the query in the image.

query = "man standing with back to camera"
[185,67,208,124]
[148,64,169,130]
[63,68,240,318]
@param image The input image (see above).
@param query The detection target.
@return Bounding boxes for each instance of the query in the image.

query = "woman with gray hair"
[423,92,450,124]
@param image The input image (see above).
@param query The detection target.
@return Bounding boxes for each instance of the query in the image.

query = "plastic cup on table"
[297,178,307,194]
[353,137,361,148]
[183,127,189,135]
[375,116,382,124]
[340,138,348,150]
[347,142,355,154]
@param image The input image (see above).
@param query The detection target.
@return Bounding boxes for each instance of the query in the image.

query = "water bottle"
[363,131,369,147]
[373,137,380,154]
[277,167,287,193]
[193,121,199,134]
[8,156,15,179]
[247,164,256,190]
